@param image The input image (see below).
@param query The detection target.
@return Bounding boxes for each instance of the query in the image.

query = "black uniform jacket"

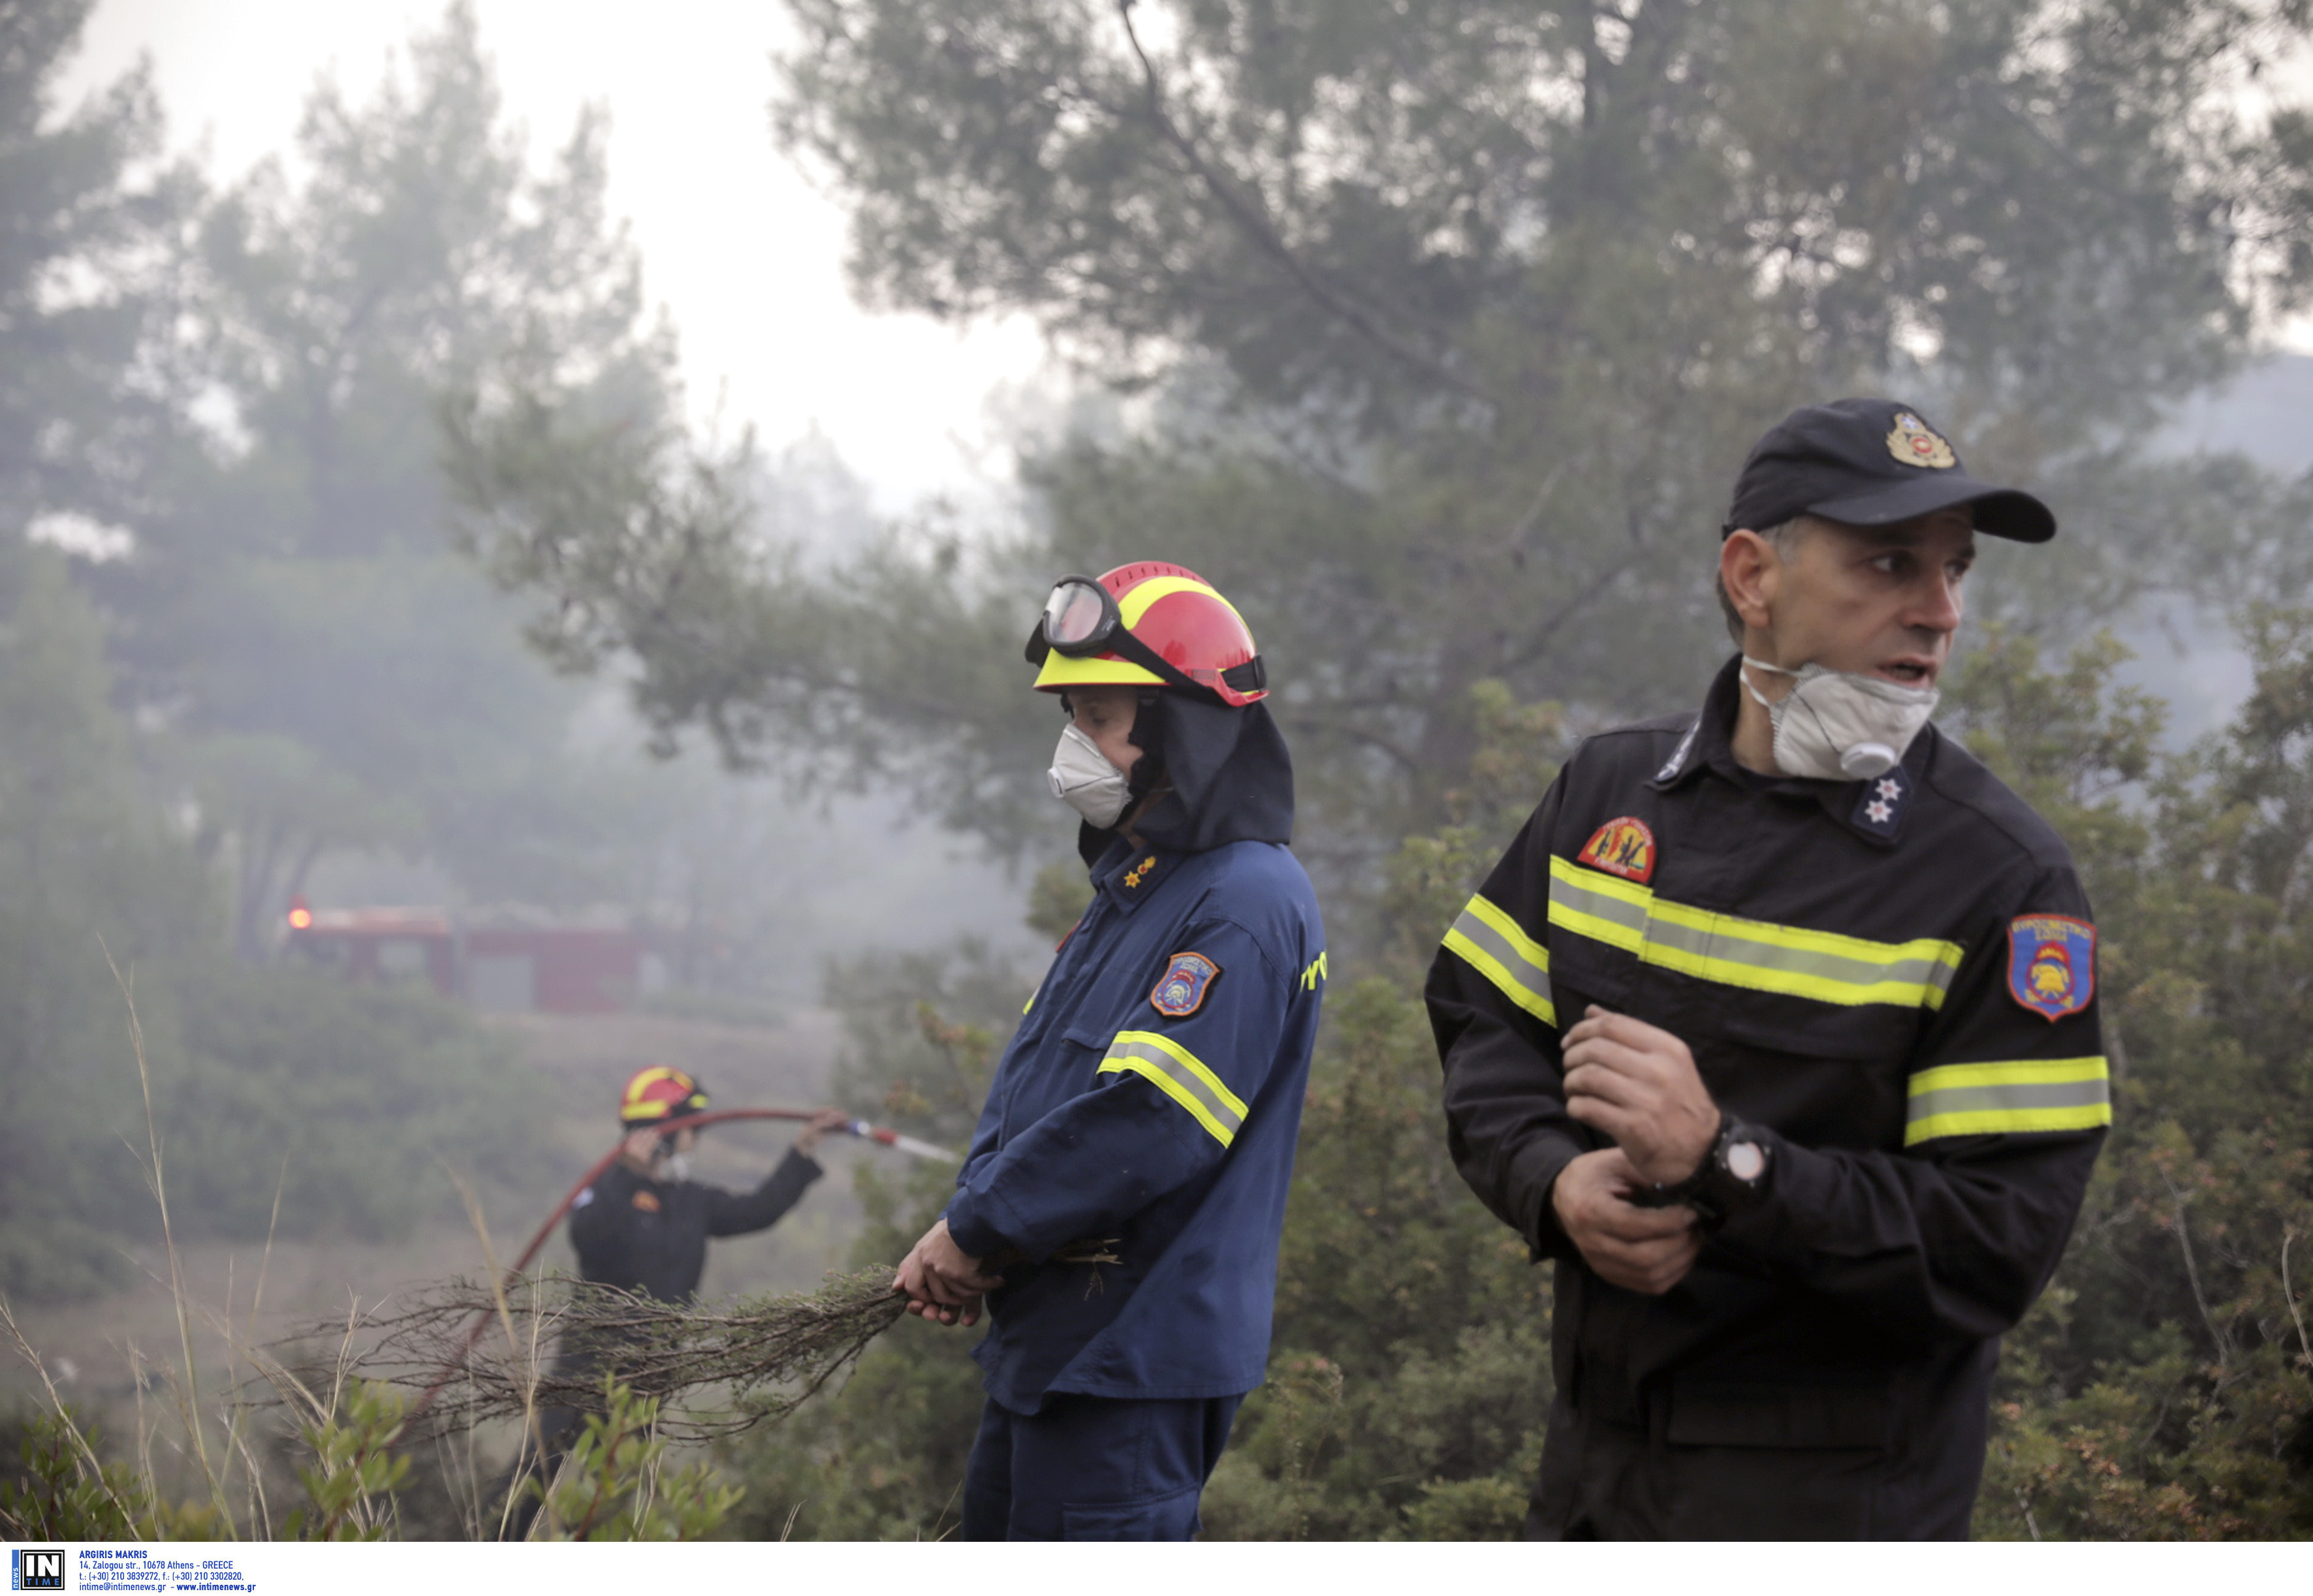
[1427,658,2110,1539]
[567,1148,822,1304]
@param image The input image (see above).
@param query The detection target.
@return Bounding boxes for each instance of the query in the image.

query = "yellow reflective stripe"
[1904,1056,2111,1146]
[1441,893,1556,1026]
[1118,574,1246,629]
[1098,1029,1247,1147]
[1547,856,1963,1010]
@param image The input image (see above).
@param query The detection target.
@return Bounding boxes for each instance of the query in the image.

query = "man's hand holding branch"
[894,1217,1001,1327]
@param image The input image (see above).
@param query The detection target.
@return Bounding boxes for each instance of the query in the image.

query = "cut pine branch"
[312,1269,908,1442]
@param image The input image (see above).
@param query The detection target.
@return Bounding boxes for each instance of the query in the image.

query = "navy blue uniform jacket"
[945,835,1327,1415]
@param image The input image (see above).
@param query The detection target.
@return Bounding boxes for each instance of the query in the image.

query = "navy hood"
[1075,693,1295,866]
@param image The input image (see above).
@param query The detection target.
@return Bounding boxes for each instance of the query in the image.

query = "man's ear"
[1720,531,1778,637]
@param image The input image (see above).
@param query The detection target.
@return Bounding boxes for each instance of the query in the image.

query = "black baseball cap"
[1722,398,2055,544]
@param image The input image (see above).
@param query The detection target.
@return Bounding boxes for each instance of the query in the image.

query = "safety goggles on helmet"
[1037,576,1120,657]
[1024,572,1267,704]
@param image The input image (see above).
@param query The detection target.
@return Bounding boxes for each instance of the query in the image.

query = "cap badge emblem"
[1886,411,1957,470]
[1576,816,1657,885]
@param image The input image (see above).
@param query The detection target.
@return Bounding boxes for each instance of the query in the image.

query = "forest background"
[3,0,2312,1540]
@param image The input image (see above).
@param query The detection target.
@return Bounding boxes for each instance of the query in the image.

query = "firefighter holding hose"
[500,1067,847,1533]
[894,563,1327,1541]
[571,1067,850,1303]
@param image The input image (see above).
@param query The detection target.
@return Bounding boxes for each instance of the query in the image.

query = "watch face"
[1725,1138,1768,1183]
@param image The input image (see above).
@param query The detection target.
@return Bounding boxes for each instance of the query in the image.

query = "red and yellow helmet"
[619,1065,708,1127]
[1025,563,1267,708]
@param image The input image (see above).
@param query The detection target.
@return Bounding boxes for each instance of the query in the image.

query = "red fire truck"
[281,899,653,1015]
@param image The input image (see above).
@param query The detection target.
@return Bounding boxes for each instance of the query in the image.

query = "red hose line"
[409,1106,894,1422]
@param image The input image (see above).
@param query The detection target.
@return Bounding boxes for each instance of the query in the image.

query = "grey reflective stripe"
[1913,1079,2107,1118]
[1902,1057,2112,1145]
[1547,856,1962,1009]
[1102,1034,1246,1140]
[1549,869,1648,940]
[1448,903,1552,1009]
[1641,913,1960,1001]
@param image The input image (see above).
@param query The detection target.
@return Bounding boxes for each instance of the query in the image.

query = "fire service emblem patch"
[1577,816,1658,884]
[1149,951,1221,1018]
[2007,915,2096,1021]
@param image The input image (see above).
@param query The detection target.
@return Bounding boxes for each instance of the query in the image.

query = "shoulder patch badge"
[2007,915,2096,1020]
[1887,411,1957,470]
[1150,950,1221,1018]
[631,1187,661,1213]
[1576,816,1657,884]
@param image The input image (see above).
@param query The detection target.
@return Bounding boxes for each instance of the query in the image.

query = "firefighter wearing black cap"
[500,1068,847,1535]
[893,562,1326,1541]
[1429,399,2109,1539]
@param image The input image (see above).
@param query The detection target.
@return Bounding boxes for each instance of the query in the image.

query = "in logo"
[14,1548,65,1591]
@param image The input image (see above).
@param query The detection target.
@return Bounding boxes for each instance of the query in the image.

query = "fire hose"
[409,1107,958,1420]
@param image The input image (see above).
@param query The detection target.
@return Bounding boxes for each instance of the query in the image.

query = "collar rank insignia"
[1851,768,1911,837]
[1122,854,1159,890]
[631,1188,661,1213]
[2008,915,2096,1020]
[1576,816,1656,884]
[1150,950,1221,1018]
[1887,411,1957,470]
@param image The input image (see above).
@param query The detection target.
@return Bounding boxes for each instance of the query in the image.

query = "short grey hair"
[1716,518,1805,644]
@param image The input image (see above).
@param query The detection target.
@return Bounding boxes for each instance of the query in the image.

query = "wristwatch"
[1638,1118,1772,1226]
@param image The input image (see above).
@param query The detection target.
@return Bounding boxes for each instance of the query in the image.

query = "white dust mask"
[661,1150,694,1183]
[1741,658,1938,781]
[1047,722,1132,828]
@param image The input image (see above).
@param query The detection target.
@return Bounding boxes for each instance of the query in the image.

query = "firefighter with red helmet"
[894,563,1327,1541]
[501,1067,846,1534]
[569,1067,849,1302]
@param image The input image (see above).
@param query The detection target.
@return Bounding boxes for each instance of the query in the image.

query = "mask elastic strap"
[1739,656,1793,712]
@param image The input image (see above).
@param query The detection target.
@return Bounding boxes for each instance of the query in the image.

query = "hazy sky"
[63,0,1050,512]
[60,1,2313,515]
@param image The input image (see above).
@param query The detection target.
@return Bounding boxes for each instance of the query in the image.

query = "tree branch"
[1111,1,1490,406]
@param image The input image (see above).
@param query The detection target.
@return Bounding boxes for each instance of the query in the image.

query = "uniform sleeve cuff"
[943,1200,1006,1260]
[1513,1136,1586,1259]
